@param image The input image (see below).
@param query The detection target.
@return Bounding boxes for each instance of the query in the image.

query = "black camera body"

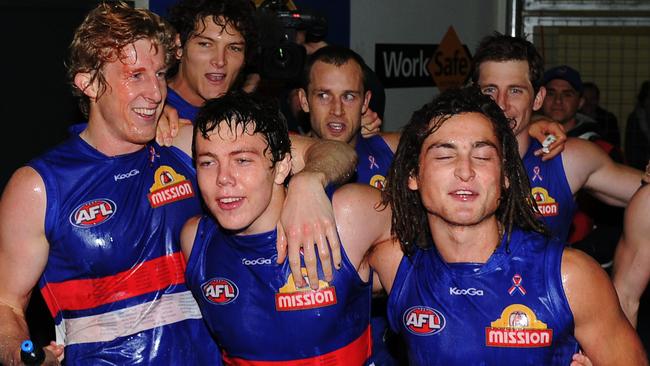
[254,0,327,81]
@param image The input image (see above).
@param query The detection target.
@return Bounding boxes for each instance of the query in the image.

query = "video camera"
[253,0,327,81]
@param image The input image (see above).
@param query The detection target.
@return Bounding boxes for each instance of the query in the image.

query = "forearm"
[0,304,30,365]
[295,140,357,186]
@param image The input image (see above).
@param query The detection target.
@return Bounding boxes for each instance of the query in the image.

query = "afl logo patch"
[403,306,446,336]
[202,278,238,305]
[69,199,117,228]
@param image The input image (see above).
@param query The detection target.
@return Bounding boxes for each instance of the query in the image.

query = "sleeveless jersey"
[29,135,220,365]
[387,228,580,365]
[522,139,576,240]
[185,215,373,365]
[167,87,200,122]
[354,134,394,190]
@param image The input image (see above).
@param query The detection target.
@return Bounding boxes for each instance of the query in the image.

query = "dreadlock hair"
[192,91,291,167]
[471,32,545,94]
[382,85,548,256]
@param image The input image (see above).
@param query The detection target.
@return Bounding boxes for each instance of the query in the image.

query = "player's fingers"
[275,223,287,264]
[314,231,332,282]
[302,239,319,290]
[286,230,306,288]
[325,222,342,271]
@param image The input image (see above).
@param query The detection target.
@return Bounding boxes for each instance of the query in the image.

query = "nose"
[211,47,226,68]
[495,91,508,112]
[144,75,163,104]
[454,155,475,182]
[217,164,235,186]
[330,98,343,116]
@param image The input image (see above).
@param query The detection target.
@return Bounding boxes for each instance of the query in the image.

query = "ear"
[274,154,292,185]
[532,86,546,112]
[298,88,310,113]
[174,34,183,60]
[578,96,585,110]
[74,72,98,99]
[361,90,372,115]
[407,170,419,191]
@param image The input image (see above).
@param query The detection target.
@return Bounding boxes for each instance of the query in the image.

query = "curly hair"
[471,32,545,94]
[193,91,291,167]
[67,1,177,117]
[383,86,548,256]
[167,0,257,63]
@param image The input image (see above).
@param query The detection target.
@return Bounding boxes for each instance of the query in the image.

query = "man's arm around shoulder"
[562,247,648,365]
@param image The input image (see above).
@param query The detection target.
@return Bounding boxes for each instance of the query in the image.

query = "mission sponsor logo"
[403,306,446,336]
[147,166,195,208]
[275,269,337,311]
[69,199,117,228]
[531,187,559,217]
[485,304,553,348]
[202,278,238,305]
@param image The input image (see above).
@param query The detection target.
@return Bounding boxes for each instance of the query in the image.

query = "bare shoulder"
[380,132,401,153]
[331,183,390,238]
[0,166,46,220]
[561,247,617,319]
[561,137,605,163]
[180,215,202,259]
[562,249,649,364]
[561,247,608,289]
[332,183,383,210]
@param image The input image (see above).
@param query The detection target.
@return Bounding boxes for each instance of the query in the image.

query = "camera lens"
[273,47,290,68]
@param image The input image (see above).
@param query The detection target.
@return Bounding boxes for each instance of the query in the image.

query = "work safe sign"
[375,26,472,91]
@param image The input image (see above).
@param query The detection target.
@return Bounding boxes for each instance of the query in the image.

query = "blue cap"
[543,65,583,93]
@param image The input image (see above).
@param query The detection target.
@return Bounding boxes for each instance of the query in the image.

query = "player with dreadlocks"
[367,86,646,365]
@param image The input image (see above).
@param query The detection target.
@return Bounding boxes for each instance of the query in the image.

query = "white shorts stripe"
[57,291,203,346]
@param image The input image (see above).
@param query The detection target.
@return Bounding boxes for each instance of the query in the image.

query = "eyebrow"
[426,140,498,151]
[193,34,246,44]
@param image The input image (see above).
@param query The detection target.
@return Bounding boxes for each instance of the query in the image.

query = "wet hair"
[67,1,176,117]
[167,0,257,64]
[193,91,291,166]
[383,86,548,256]
[471,32,545,94]
[301,45,369,92]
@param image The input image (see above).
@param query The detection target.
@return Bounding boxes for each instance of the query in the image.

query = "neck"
[239,184,286,236]
[82,113,146,157]
[168,73,204,107]
[429,216,502,263]
[563,118,577,132]
[516,130,531,158]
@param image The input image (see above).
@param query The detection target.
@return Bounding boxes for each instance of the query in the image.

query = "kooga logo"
[449,287,484,296]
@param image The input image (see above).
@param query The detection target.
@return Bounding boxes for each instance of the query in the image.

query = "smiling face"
[477,60,545,138]
[542,78,583,125]
[408,112,503,228]
[299,60,370,145]
[84,38,167,147]
[171,16,246,106]
[195,122,290,235]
